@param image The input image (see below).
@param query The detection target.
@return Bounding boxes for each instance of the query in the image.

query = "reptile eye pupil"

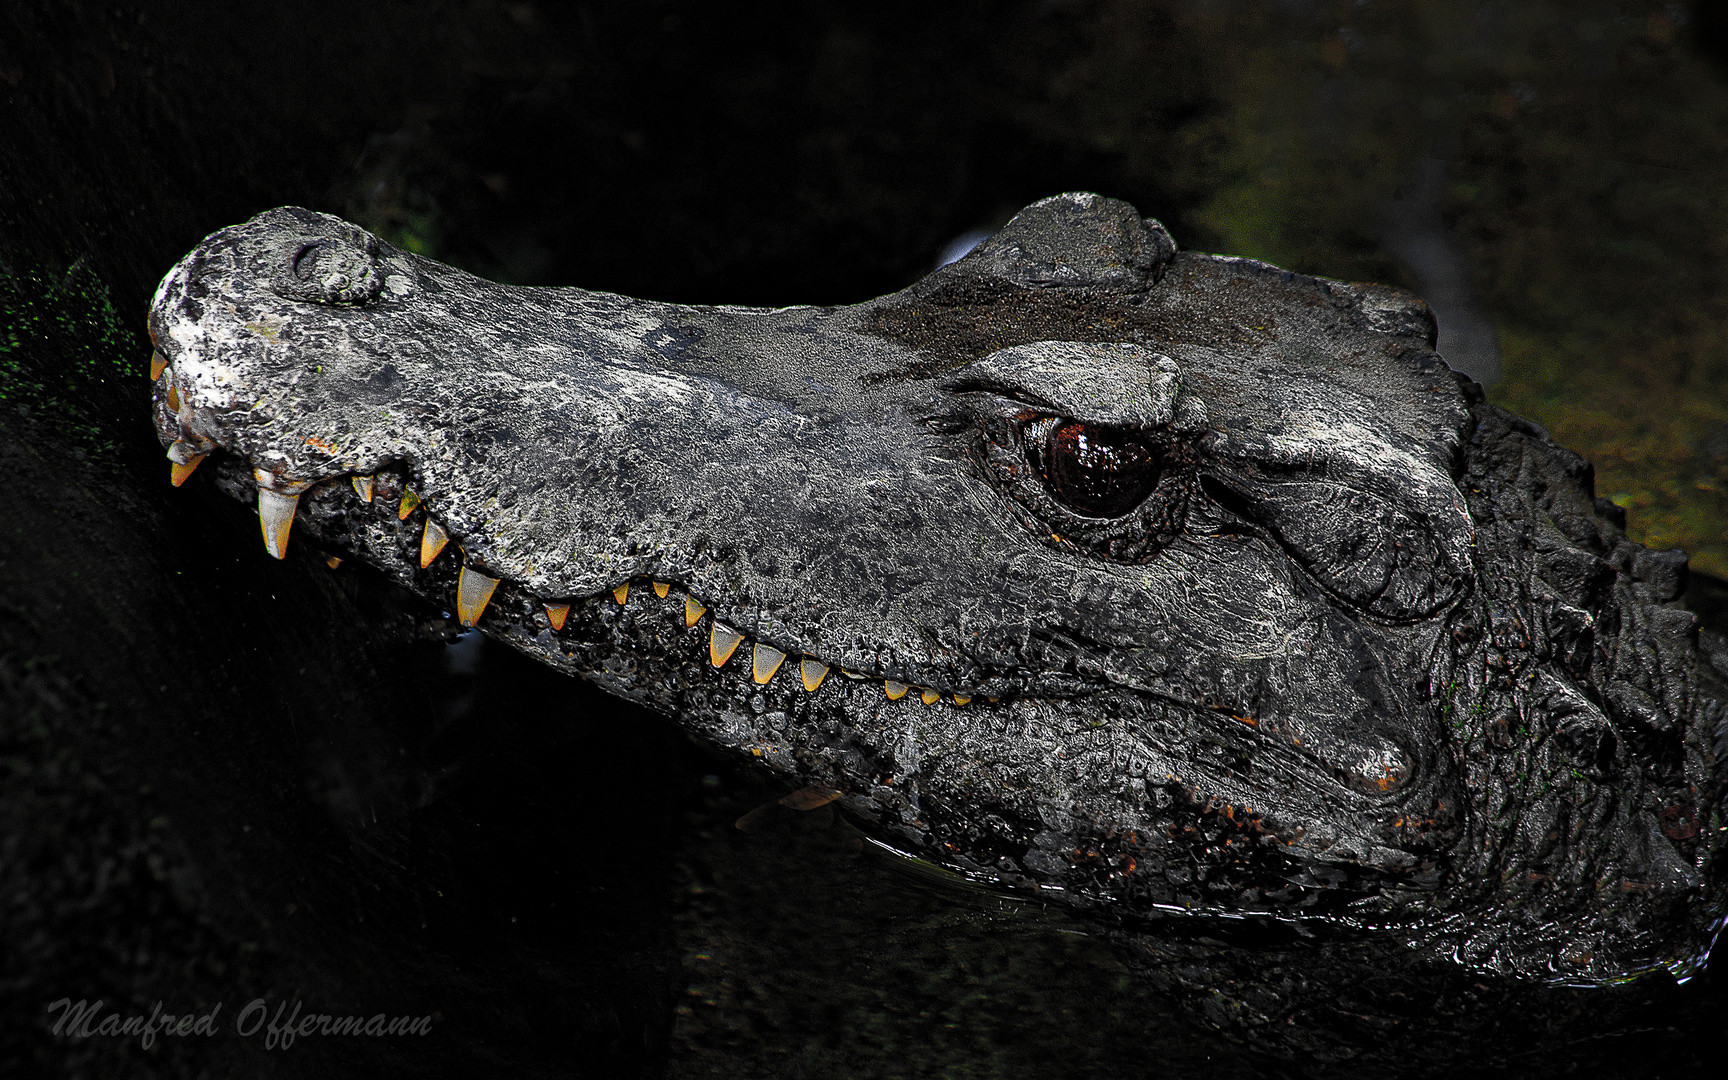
[1044,420,1161,518]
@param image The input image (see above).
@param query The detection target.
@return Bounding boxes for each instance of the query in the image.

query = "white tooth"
[709,622,744,667]
[258,488,299,559]
[800,659,829,692]
[352,475,375,502]
[752,644,786,684]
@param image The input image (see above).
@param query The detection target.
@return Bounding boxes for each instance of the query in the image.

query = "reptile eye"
[1043,420,1163,518]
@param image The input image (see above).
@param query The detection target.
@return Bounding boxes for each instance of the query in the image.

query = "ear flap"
[912,192,1177,301]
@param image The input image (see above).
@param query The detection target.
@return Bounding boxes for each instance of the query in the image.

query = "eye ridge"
[1040,419,1165,519]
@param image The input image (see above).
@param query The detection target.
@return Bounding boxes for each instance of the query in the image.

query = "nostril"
[270,221,384,306]
[290,241,326,279]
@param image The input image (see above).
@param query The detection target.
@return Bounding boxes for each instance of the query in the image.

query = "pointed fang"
[420,519,449,568]
[165,385,180,412]
[800,659,829,692]
[544,603,570,631]
[652,581,670,598]
[149,351,167,381]
[884,680,909,701]
[613,582,630,605]
[326,556,343,569]
[169,454,205,487]
[456,566,500,627]
[752,644,786,684]
[258,488,299,559]
[920,688,940,705]
[709,622,744,668]
[685,597,707,628]
[398,490,419,520]
[352,475,375,502]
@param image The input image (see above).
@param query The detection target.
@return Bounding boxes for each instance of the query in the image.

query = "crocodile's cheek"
[1122,539,1443,812]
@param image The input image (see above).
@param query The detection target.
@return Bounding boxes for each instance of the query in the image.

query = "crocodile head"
[148,195,1726,1018]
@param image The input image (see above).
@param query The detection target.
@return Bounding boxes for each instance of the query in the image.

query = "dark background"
[3,1,1727,1077]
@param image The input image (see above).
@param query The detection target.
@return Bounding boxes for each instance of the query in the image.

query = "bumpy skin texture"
[150,195,1727,1060]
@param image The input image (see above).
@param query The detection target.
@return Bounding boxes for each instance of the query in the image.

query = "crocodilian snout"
[148,208,424,559]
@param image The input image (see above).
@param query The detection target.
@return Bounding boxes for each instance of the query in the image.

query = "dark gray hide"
[150,194,1727,1058]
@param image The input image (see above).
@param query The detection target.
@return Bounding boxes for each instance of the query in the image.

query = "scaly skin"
[148,195,1726,1067]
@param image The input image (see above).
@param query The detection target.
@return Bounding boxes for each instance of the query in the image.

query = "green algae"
[0,255,148,455]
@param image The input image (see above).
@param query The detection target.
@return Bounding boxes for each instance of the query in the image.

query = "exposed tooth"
[920,688,940,705]
[420,519,449,568]
[165,385,180,412]
[709,622,744,667]
[398,490,420,520]
[544,603,570,631]
[884,680,909,700]
[752,644,786,684]
[258,488,300,560]
[326,556,343,569]
[149,351,167,381]
[652,581,670,598]
[613,582,630,605]
[352,475,375,502]
[842,669,866,680]
[685,597,707,627]
[953,694,972,706]
[456,565,500,626]
[169,454,205,487]
[800,659,829,692]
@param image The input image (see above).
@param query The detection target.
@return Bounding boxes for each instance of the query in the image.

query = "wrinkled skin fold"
[149,194,1727,1066]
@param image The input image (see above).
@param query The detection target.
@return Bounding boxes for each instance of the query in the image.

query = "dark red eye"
[1043,421,1163,518]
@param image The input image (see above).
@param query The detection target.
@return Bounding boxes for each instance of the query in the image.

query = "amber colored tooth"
[149,351,167,381]
[456,565,500,626]
[544,602,570,631]
[165,385,180,412]
[326,556,343,569]
[884,680,909,700]
[652,581,670,599]
[684,597,707,628]
[169,454,205,487]
[752,644,787,684]
[920,688,940,705]
[613,582,630,605]
[351,475,375,502]
[800,659,829,692]
[709,622,744,667]
[258,488,300,560]
[953,694,972,706]
[420,519,449,568]
[398,490,419,520]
